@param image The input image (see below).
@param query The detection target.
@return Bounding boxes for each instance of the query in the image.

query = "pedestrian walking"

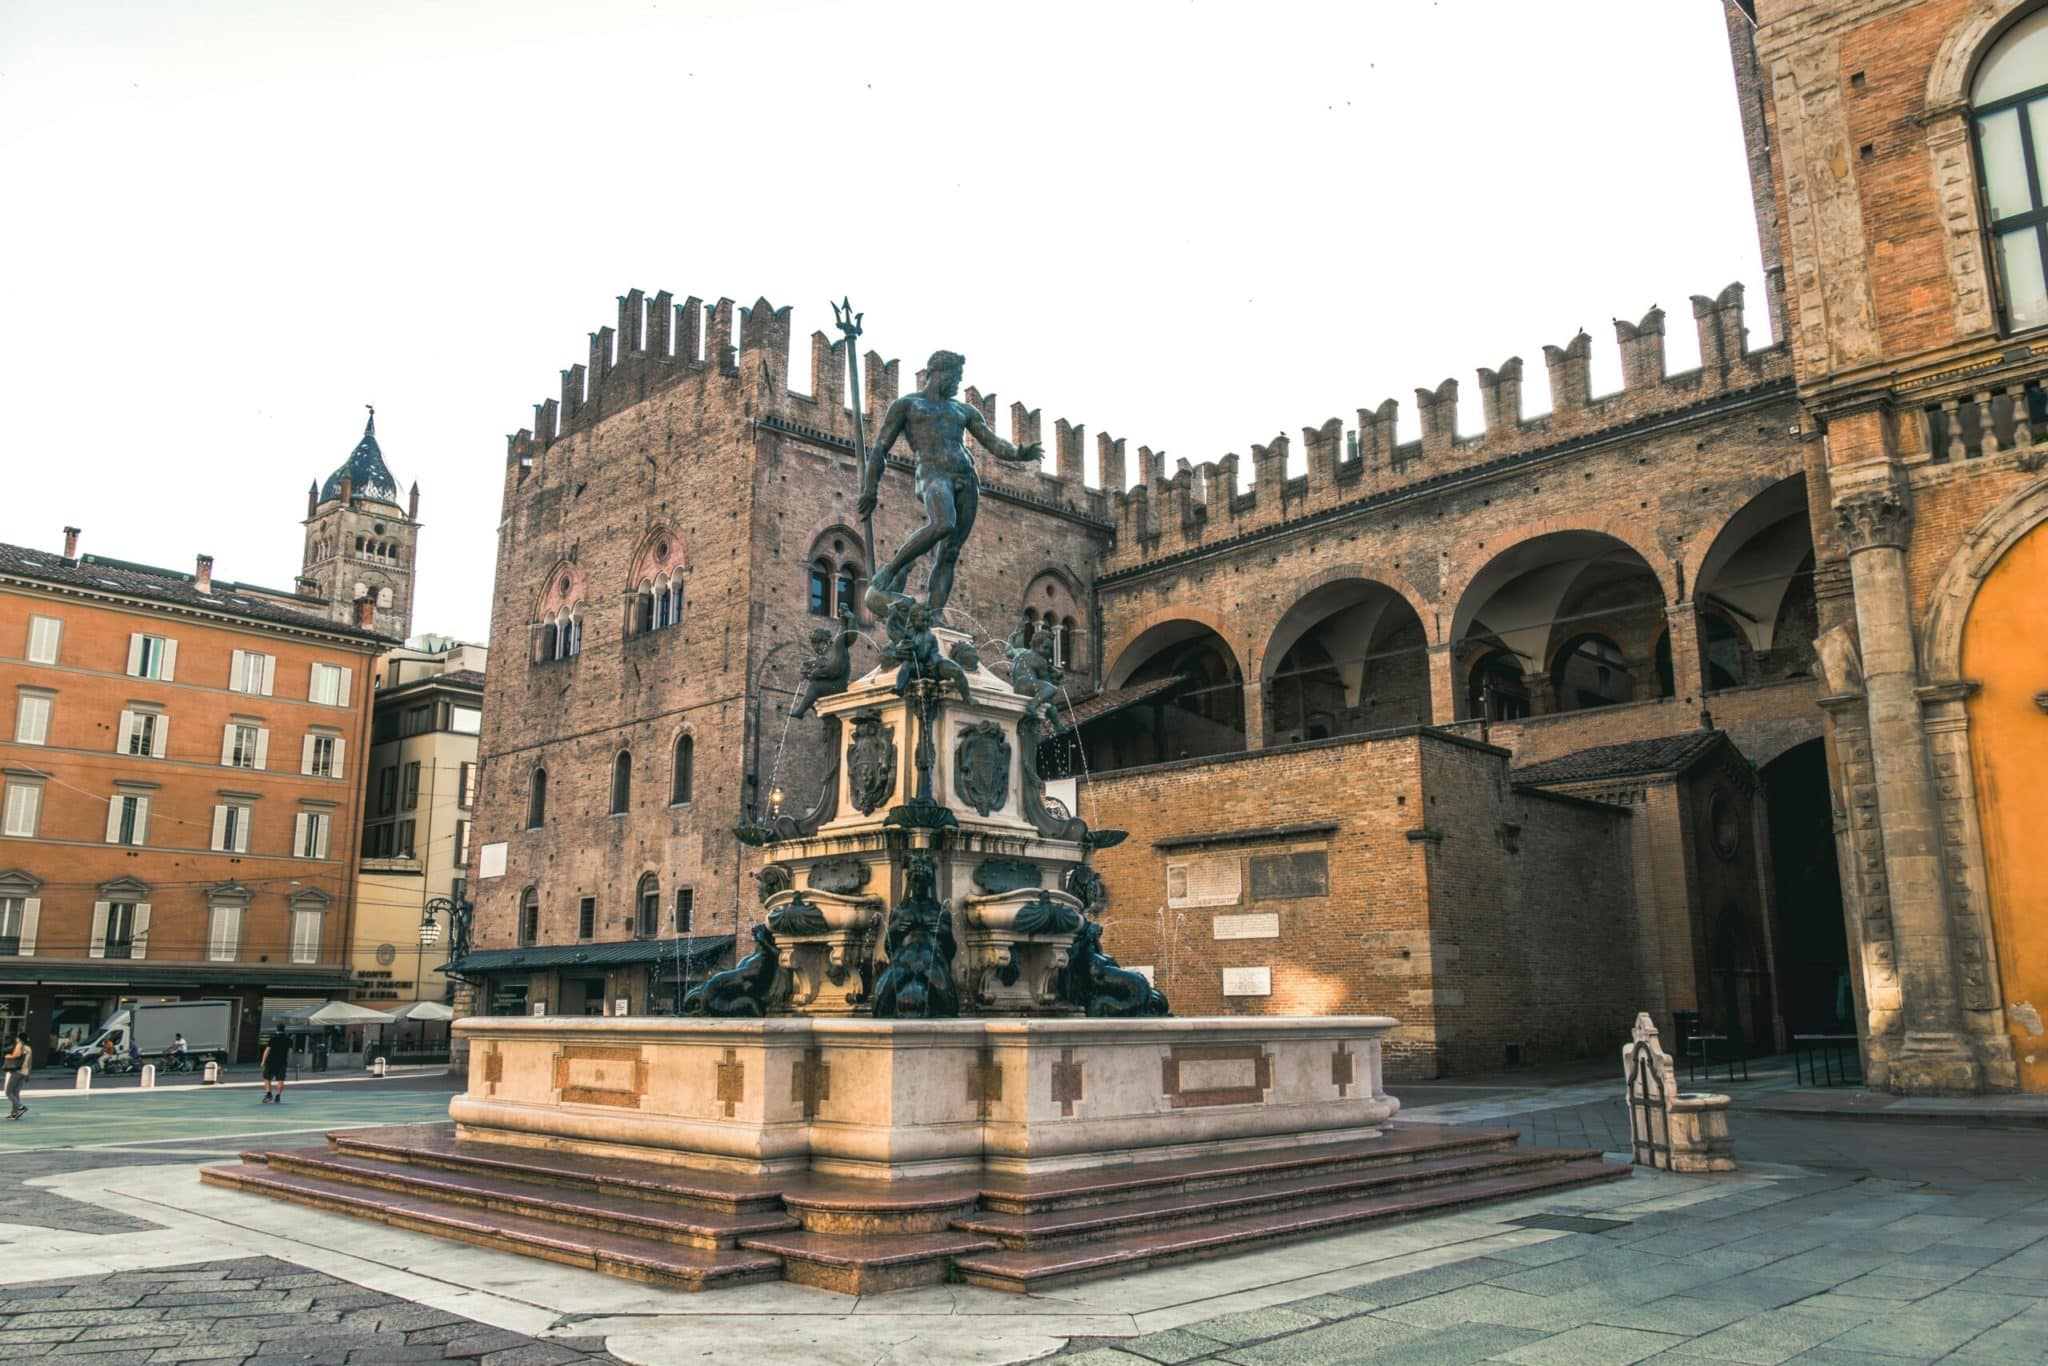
[4,1032,30,1120]
[259,1029,291,1103]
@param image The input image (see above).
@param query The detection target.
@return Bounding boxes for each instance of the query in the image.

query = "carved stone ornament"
[952,720,1012,816]
[807,858,871,895]
[973,857,1042,895]
[846,711,896,815]
[1835,488,1912,552]
[766,896,831,938]
[754,864,793,906]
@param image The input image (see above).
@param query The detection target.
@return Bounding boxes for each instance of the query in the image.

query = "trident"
[831,298,875,573]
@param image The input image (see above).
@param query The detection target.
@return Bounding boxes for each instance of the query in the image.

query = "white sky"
[0,0,1766,643]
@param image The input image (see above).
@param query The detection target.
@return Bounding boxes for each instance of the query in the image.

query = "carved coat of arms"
[952,720,1012,817]
[847,712,897,814]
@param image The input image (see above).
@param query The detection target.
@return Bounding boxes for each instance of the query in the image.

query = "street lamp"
[417,899,446,1009]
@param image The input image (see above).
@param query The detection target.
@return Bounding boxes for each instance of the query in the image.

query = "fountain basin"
[451,1014,1399,1180]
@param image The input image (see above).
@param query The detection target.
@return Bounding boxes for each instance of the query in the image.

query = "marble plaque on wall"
[1222,966,1272,997]
[1213,912,1280,940]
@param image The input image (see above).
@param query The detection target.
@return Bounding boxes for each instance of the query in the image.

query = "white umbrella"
[387,1000,454,1022]
[303,1001,396,1026]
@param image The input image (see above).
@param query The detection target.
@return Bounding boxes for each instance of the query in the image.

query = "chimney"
[61,527,80,560]
[339,475,353,505]
[195,555,214,593]
[354,597,376,628]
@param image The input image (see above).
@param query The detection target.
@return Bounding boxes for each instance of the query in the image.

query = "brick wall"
[1079,728,1634,1078]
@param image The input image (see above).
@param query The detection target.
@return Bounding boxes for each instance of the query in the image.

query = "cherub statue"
[792,605,859,719]
[881,597,972,703]
[1005,615,1063,726]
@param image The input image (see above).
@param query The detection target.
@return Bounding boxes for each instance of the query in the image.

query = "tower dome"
[320,406,403,507]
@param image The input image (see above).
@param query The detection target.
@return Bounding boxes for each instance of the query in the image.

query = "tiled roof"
[1511,730,1727,786]
[1054,674,1188,731]
[0,542,391,643]
[448,935,735,976]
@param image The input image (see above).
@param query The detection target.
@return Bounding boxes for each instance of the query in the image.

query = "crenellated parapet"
[504,289,1119,527]
[1101,281,1792,572]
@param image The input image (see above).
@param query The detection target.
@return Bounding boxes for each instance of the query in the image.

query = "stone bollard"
[371,1057,387,1078]
[1622,1012,1735,1173]
[140,1064,156,1089]
[75,1066,92,1090]
[203,1060,220,1084]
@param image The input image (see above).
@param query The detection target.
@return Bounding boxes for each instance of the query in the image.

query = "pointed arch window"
[1974,9,2048,330]
[611,751,632,815]
[671,733,694,805]
[527,768,548,828]
[808,559,833,616]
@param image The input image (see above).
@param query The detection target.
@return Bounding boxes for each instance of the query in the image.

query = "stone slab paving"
[0,1257,624,1364]
[4,1059,2047,1362]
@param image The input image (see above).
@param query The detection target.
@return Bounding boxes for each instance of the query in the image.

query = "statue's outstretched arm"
[965,404,1043,465]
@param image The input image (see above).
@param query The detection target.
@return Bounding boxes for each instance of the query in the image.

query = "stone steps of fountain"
[329,1127,789,1215]
[203,1122,1629,1295]
[735,1227,1003,1294]
[951,1156,1629,1292]
[954,1144,1601,1248]
[972,1124,1520,1214]
[245,1148,802,1249]
[197,1162,786,1291]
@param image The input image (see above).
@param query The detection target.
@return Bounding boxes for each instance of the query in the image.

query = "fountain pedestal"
[755,627,1102,1017]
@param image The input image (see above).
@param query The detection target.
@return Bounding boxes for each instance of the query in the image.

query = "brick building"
[458,2,2048,1092]
[0,533,387,1062]
[1740,0,2048,1094]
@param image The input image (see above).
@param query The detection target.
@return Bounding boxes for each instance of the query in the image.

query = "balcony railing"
[103,941,134,960]
[1923,381,2048,465]
[0,936,18,956]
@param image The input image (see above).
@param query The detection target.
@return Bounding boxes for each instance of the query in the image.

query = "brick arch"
[1929,0,2043,109]
[1922,474,2048,682]
[1447,518,1678,646]
[803,521,868,565]
[1101,604,1250,690]
[627,525,686,587]
[533,559,583,618]
[1678,465,1810,603]
[1251,564,1440,682]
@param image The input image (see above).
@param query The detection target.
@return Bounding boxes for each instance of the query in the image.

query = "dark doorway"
[1762,740,1851,1034]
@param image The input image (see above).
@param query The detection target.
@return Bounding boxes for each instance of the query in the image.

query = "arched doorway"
[1963,516,2048,1093]
[1762,739,1851,1036]
[1093,621,1247,771]
[1261,579,1430,745]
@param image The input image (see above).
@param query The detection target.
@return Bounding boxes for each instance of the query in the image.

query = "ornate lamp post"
[418,898,447,1008]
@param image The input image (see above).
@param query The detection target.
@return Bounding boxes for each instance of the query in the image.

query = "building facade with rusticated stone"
[455,1,2048,1091]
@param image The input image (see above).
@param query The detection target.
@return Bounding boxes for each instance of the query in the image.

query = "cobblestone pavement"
[1053,1095,2048,1364]
[0,1257,625,1364]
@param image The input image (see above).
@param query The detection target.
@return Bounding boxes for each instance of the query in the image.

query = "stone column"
[1819,694,1891,1087]
[1664,604,1707,702]
[1835,484,1981,1092]
[448,978,477,1075]
[1241,677,1268,752]
[1426,642,1460,727]
[1918,682,2018,1088]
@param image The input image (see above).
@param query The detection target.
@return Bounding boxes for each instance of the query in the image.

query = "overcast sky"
[0,0,1765,643]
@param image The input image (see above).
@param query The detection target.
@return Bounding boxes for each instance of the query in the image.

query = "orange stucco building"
[0,534,387,1062]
